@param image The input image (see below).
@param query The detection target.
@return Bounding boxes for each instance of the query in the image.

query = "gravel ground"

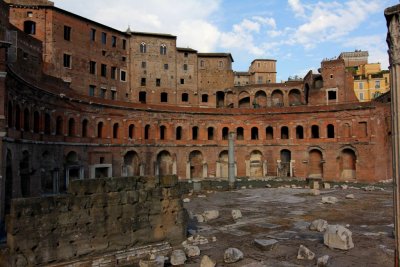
[181,185,394,267]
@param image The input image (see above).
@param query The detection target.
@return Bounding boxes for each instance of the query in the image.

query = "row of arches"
[216,88,302,108]
[6,101,366,141]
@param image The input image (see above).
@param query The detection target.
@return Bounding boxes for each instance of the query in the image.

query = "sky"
[53,0,398,82]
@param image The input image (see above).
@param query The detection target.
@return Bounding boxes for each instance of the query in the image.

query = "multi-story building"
[353,63,390,102]
[234,59,277,86]
[0,1,393,262]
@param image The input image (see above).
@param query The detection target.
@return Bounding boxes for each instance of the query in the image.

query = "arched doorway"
[340,149,356,180]
[308,149,323,178]
[279,149,291,177]
[219,150,229,178]
[250,150,263,177]
[157,151,173,175]
[189,150,204,179]
[123,151,140,176]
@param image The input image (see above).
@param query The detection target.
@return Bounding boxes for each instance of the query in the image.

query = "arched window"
[113,123,119,138]
[176,126,182,140]
[160,44,167,55]
[281,126,289,139]
[24,20,36,35]
[207,127,214,140]
[23,108,30,131]
[82,119,88,137]
[33,111,40,133]
[144,124,150,140]
[160,125,166,140]
[56,116,63,135]
[128,124,135,139]
[266,126,274,140]
[68,118,75,137]
[44,113,51,134]
[296,125,304,139]
[327,124,335,138]
[222,127,229,140]
[236,127,244,140]
[97,121,103,138]
[7,101,13,127]
[15,105,21,130]
[251,127,259,140]
[140,42,146,53]
[311,125,319,138]
[192,126,199,140]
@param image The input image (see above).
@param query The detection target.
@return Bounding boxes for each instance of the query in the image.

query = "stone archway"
[219,150,229,178]
[123,151,140,176]
[250,150,263,177]
[157,151,173,175]
[340,149,357,180]
[308,149,323,178]
[189,150,204,179]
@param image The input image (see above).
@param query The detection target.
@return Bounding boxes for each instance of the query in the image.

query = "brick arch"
[218,150,229,178]
[271,89,284,107]
[254,90,267,107]
[238,91,250,108]
[123,150,141,176]
[338,146,357,180]
[308,147,324,178]
[157,150,174,176]
[249,150,263,177]
[189,150,204,179]
[288,88,302,106]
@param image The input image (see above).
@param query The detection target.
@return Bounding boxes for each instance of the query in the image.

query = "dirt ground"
[181,184,394,267]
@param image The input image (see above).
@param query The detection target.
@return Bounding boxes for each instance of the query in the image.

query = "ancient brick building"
[0,0,393,249]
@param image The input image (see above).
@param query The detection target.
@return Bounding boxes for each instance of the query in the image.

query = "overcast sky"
[53,0,397,81]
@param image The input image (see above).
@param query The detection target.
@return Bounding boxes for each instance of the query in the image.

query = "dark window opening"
[100,88,106,98]
[44,113,51,135]
[281,126,289,139]
[327,124,335,138]
[111,66,117,79]
[89,85,96,96]
[164,64,169,70]
[141,61,146,68]
[111,36,117,47]
[141,78,146,86]
[120,70,126,81]
[183,64,188,71]
[176,126,182,140]
[296,126,304,139]
[144,125,150,140]
[216,91,225,108]
[128,124,134,139]
[208,127,214,140]
[122,39,127,50]
[192,126,199,140]
[180,78,185,84]
[56,116,63,136]
[182,93,189,102]
[156,78,161,87]
[328,91,337,100]
[236,127,244,140]
[68,118,75,136]
[101,64,107,77]
[184,52,188,57]
[82,119,88,137]
[202,94,209,103]
[161,92,168,102]
[140,42,146,53]
[160,125,166,140]
[33,111,40,133]
[266,126,274,140]
[101,32,107,44]
[160,45,167,55]
[251,127,259,140]
[111,90,117,100]
[64,25,71,41]
[222,127,229,140]
[89,61,96,74]
[113,123,119,138]
[97,122,103,138]
[24,21,36,35]
[139,91,146,103]
[63,54,71,68]
[90,28,96,41]
[311,125,319,138]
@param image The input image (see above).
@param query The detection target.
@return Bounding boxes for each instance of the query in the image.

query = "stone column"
[386,5,400,265]
[228,132,235,189]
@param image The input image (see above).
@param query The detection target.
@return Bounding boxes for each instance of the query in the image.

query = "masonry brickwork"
[0,0,393,263]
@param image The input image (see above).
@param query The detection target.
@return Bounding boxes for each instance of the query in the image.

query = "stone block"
[297,245,315,260]
[160,175,178,188]
[324,225,354,250]
[224,248,243,263]
[254,239,278,251]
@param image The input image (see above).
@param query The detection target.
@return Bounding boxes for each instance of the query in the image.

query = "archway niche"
[271,90,284,107]
[157,151,173,176]
[279,149,291,177]
[340,149,357,180]
[254,91,267,107]
[218,150,229,178]
[189,150,204,179]
[308,149,323,178]
[123,151,140,176]
[288,89,301,106]
[250,150,263,177]
[216,91,225,108]
[238,91,250,108]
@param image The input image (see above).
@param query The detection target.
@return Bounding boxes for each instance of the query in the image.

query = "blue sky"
[53,0,397,81]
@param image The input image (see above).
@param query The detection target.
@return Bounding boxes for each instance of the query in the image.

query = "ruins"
[0,0,395,265]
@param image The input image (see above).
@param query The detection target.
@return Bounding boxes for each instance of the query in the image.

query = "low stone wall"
[2,175,186,266]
